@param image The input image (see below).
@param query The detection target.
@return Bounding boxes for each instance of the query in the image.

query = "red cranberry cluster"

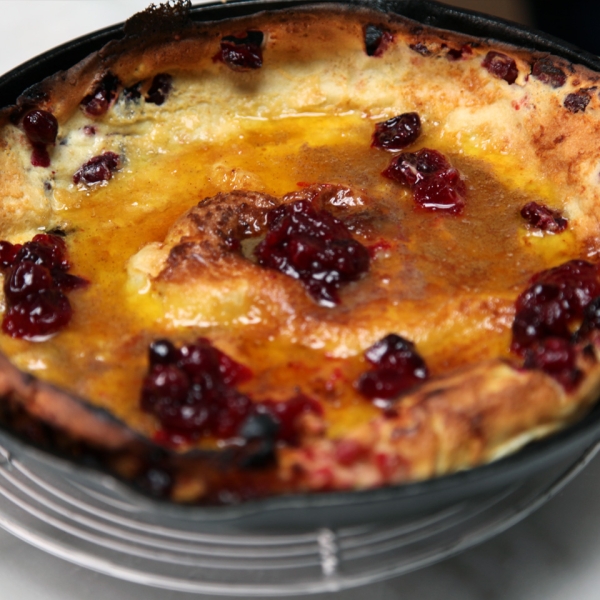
[141,338,322,446]
[511,260,600,389]
[22,109,58,168]
[363,24,393,57]
[0,234,88,340]
[482,51,519,85]
[253,200,370,306]
[216,31,264,71]
[73,152,121,186]
[382,147,466,214]
[356,334,429,400]
[520,201,567,233]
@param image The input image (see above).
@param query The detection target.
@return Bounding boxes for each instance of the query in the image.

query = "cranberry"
[22,110,58,145]
[217,31,263,71]
[564,91,590,113]
[141,338,255,440]
[409,42,431,56]
[0,241,20,267]
[73,152,120,185]
[122,84,141,101]
[511,260,600,354]
[149,339,179,365]
[4,262,53,302]
[145,73,172,105]
[364,24,393,57]
[15,235,68,271]
[372,113,421,151]
[382,148,450,187]
[259,395,322,445]
[80,72,120,116]
[254,200,370,306]
[576,296,600,340]
[532,58,566,88]
[357,334,429,400]
[2,291,72,340]
[413,169,465,214]
[523,337,582,390]
[482,51,518,84]
[31,144,50,168]
[520,201,567,233]
[0,234,85,340]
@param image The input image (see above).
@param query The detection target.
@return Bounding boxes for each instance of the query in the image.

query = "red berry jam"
[511,260,600,389]
[482,51,519,84]
[520,201,567,233]
[532,58,566,88]
[564,91,590,114]
[80,72,120,116]
[363,24,393,57]
[217,31,263,71]
[383,148,466,214]
[253,200,370,306]
[145,73,173,105]
[0,234,88,340]
[141,338,321,447]
[73,152,121,185]
[356,334,429,400]
[371,113,421,151]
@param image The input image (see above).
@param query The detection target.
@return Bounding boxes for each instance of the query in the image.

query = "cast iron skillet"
[1,0,600,528]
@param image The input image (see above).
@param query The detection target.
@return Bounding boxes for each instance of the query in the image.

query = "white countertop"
[2,2,600,598]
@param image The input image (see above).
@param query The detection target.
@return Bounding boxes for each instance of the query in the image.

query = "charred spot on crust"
[532,57,567,88]
[217,31,264,71]
[364,24,393,57]
[124,0,191,36]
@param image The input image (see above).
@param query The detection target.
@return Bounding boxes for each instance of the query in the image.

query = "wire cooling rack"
[0,432,596,596]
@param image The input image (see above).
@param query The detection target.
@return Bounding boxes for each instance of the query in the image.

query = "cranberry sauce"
[22,110,58,168]
[0,234,88,340]
[356,334,429,400]
[253,200,370,306]
[73,152,121,185]
[216,31,264,71]
[512,260,600,389]
[372,113,421,151]
[482,51,519,84]
[383,148,466,214]
[363,24,393,57]
[520,201,567,233]
[142,338,322,446]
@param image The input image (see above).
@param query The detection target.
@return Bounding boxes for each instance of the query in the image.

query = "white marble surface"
[1,2,600,599]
